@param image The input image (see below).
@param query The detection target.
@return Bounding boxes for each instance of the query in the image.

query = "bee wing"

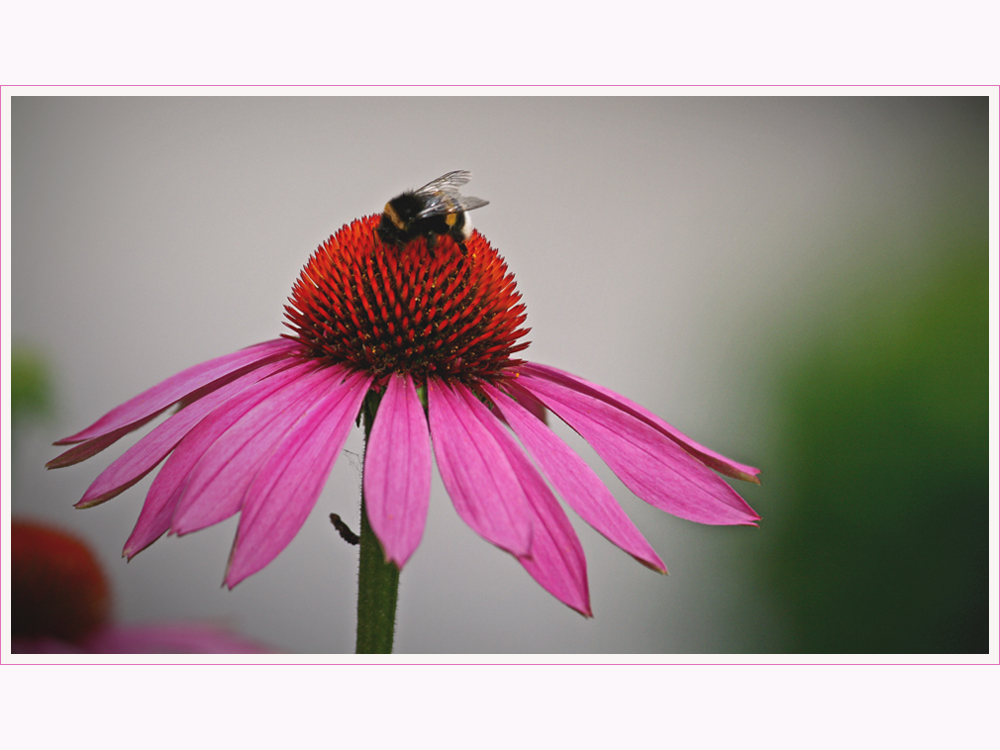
[415,194,489,218]
[453,196,489,212]
[410,170,488,218]
[413,170,472,196]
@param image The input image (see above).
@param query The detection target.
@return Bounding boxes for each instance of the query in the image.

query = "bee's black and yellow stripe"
[378,192,470,248]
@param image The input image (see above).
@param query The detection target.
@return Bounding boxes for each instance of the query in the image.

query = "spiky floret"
[284,214,531,385]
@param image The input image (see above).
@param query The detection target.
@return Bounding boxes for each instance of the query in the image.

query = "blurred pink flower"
[11,519,270,654]
[50,215,759,616]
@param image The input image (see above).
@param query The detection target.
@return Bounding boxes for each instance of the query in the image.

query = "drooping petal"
[122,361,320,558]
[53,338,300,447]
[74,359,292,509]
[225,370,372,587]
[427,380,532,557]
[363,373,432,568]
[170,361,337,536]
[520,363,761,484]
[47,419,162,469]
[509,383,548,424]
[471,389,591,616]
[517,372,761,526]
[483,383,666,572]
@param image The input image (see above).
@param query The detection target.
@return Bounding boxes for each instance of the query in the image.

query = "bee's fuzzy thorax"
[375,170,488,249]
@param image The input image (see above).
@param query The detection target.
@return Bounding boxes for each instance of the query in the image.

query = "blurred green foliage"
[11,345,53,429]
[766,238,987,653]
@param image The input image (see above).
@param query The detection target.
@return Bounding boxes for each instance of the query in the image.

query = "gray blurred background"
[9,96,988,653]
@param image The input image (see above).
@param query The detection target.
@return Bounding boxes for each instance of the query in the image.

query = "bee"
[377,170,489,252]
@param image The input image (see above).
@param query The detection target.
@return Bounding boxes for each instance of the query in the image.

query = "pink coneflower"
[11,519,269,654]
[50,211,759,622]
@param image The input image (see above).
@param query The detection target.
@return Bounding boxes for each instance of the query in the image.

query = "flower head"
[12,519,111,645]
[50,213,759,616]
[11,519,269,653]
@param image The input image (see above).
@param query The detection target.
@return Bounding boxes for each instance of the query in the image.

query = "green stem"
[355,392,400,654]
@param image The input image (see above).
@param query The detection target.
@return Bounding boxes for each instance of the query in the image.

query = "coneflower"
[50,186,760,653]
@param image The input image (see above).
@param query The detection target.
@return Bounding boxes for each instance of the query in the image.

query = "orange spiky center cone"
[284,215,531,385]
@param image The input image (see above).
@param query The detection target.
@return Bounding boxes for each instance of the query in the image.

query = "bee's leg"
[448,228,469,256]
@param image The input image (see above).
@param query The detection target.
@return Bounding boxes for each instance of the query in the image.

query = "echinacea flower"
[11,519,270,654]
[50,213,760,618]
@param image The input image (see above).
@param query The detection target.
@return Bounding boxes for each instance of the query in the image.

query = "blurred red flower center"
[12,520,111,643]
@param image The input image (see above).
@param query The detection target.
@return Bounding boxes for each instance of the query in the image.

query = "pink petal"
[122,361,320,558]
[170,361,337,536]
[363,373,432,568]
[471,390,591,616]
[517,372,761,526]
[47,418,162,469]
[11,637,85,654]
[225,370,372,587]
[510,383,549,424]
[55,338,299,446]
[483,383,666,573]
[427,380,532,557]
[81,624,272,654]
[520,363,761,484]
[74,359,292,509]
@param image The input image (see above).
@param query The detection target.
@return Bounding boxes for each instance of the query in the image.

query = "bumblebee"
[377,170,489,251]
